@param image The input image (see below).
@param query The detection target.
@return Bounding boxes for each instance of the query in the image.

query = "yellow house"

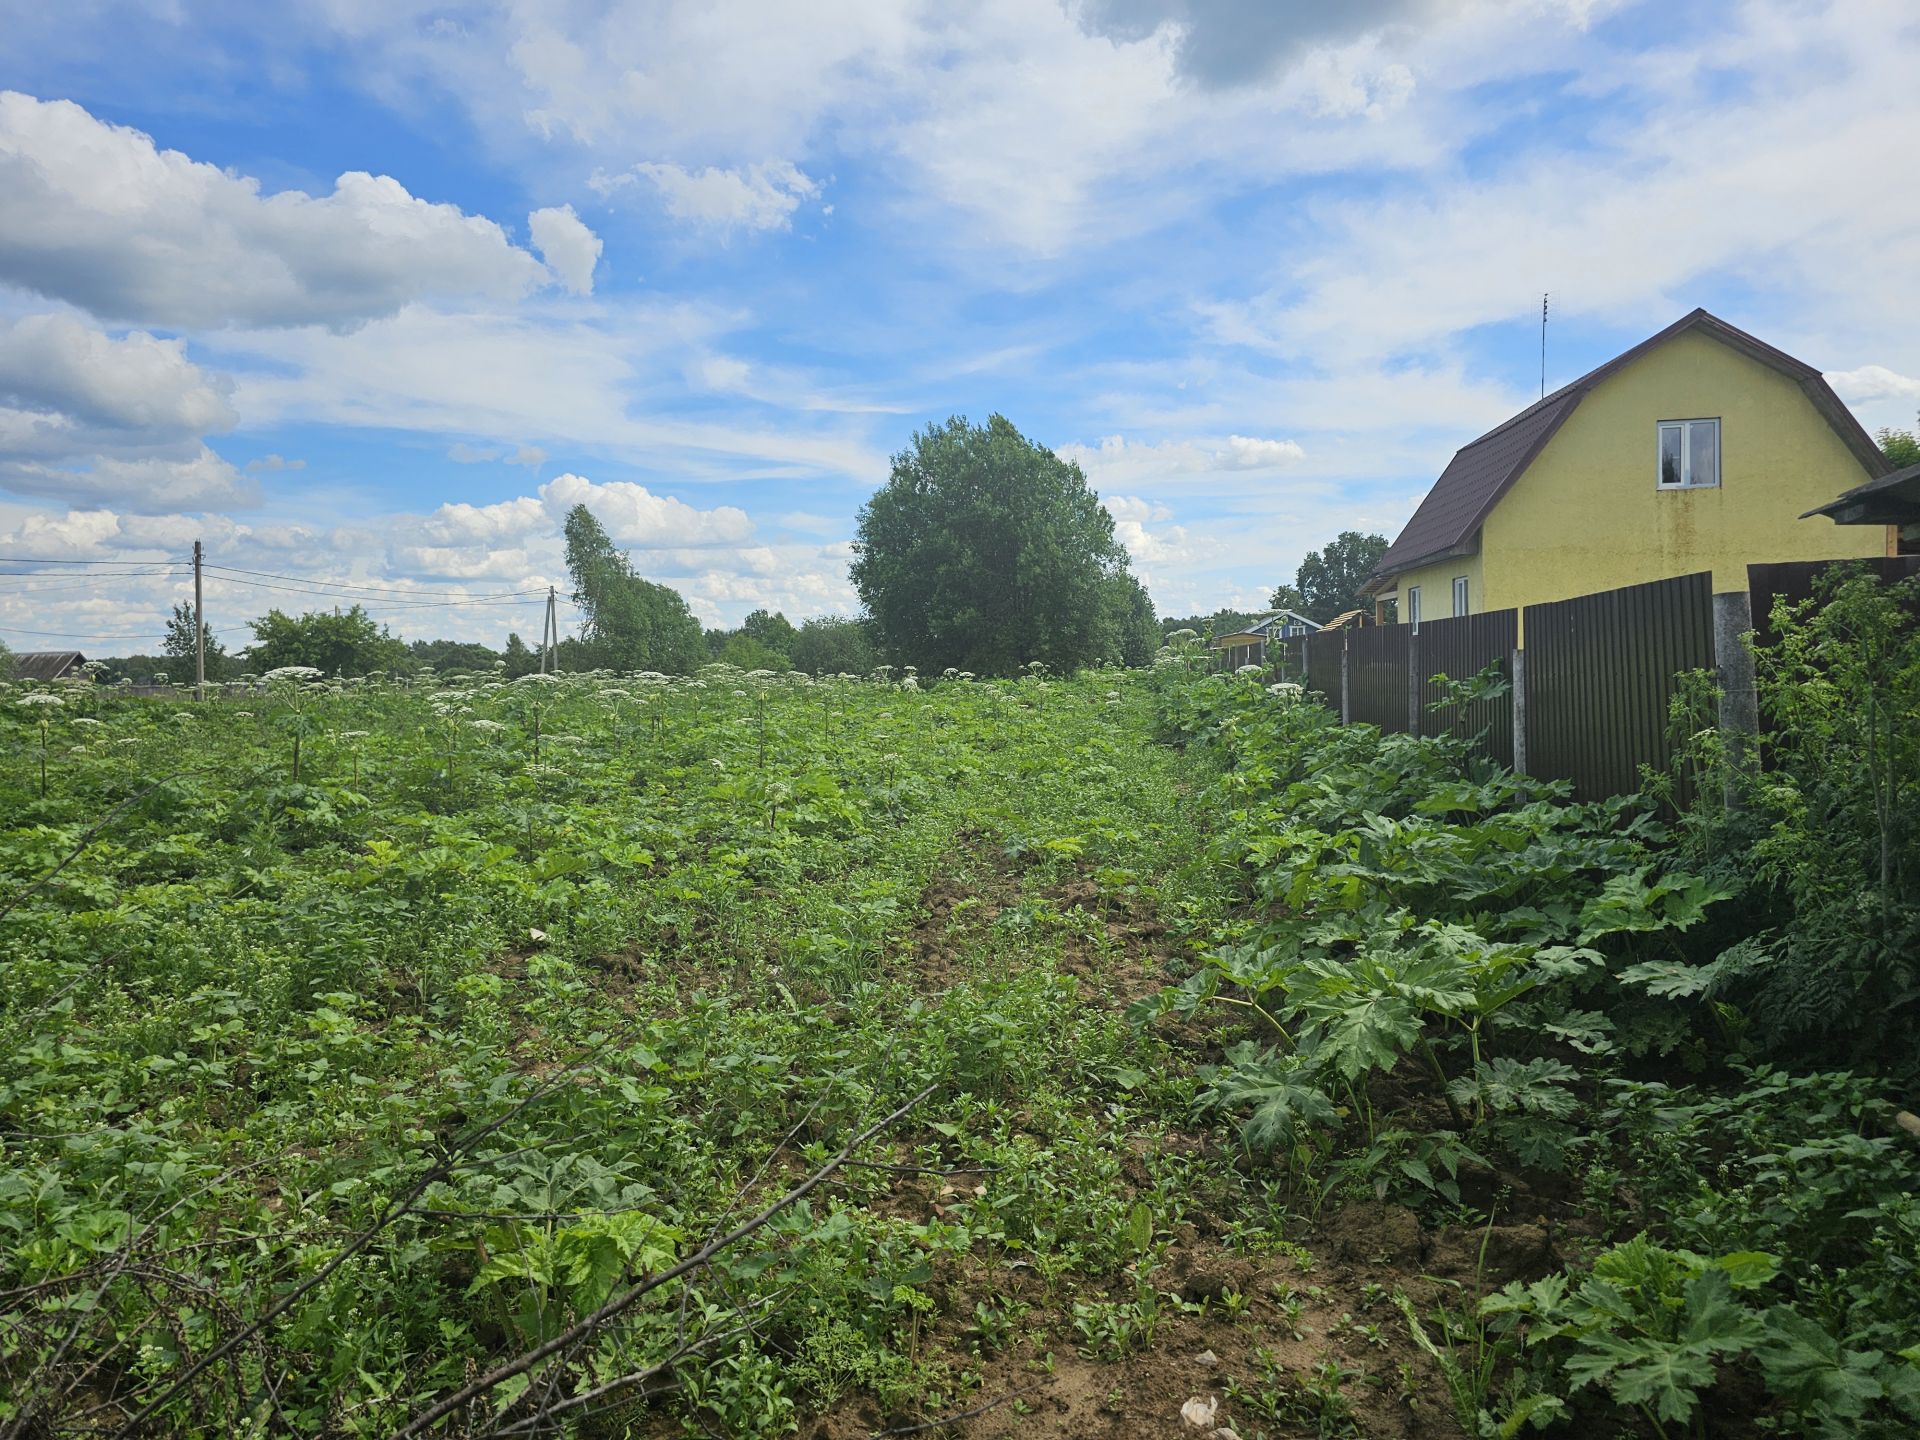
[1365,310,1895,628]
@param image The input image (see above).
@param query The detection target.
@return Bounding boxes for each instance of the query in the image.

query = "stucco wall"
[1476,329,1887,612]
[1385,552,1484,627]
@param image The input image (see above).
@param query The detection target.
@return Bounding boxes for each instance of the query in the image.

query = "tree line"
[73,414,1403,684]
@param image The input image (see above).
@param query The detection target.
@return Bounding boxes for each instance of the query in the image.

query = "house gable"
[1371,309,1888,590]
[1474,326,1889,608]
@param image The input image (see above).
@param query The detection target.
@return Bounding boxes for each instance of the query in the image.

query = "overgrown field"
[2,645,1916,1438]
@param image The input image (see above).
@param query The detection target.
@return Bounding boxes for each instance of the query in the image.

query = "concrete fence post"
[1408,631,1422,737]
[1510,647,1528,775]
[1712,590,1759,808]
[1339,642,1351,725]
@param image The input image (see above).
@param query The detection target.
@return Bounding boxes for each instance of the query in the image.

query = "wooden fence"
[1296,559,1909,803]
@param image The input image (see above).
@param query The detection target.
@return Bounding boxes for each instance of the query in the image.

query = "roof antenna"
[1540,292,1549,399]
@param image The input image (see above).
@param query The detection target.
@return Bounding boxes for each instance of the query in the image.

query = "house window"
[1406,585,1422,633]
[1657,418,1720,489]
[1452,576,1469,617]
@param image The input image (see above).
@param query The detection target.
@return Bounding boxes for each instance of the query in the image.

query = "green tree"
[851,414,1135,675]
[408,638,503,674]
[1294,531,1389,623]
[789,616,877,676]
[245,606,407,677]
[717,633,792,671]
[501,632,540,678]
[1096,571,1161,667]
[738,609,798,659]
[0,636,11,681]
[1877,417,1920,467]
[562,504,705,673]
[161,601,227,681]
[1268,582,1305,614]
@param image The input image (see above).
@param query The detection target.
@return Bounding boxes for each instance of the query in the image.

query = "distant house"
[1212,609,1321,670]
[1364,309,1894,628]
[1804,460,1920,554]
[11,650,88,681]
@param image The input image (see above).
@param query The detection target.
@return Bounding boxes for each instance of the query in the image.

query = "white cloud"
[1057,432,1305,487]
[620,160,819,233]
[0,91,553,330]
[528,204,602,293]
[0,312,254,512]
[1827,365,1920,404]
[214,302,887,481]
[540,472,752,547]
[1,446,256,511]
[0,313,235,434]
[244,453,305,473]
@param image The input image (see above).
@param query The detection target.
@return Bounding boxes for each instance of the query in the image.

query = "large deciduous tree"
[851,414,1147,674]
[1293,531,1389,623]
[562,504,705,673]
[246,605,407,677]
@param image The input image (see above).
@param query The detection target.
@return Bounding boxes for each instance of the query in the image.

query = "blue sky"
[4,0,1919,650]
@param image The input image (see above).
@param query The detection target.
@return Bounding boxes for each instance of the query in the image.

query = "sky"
[3,0,1920,654]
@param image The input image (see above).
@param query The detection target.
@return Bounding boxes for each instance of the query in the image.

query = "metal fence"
[1346,624,1411,732]
[1298,560,1919,803]
[1521,571,1716,802]
[1305,630,1345,709]
[1416,610,1520,769]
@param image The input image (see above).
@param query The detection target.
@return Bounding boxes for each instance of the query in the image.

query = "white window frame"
[1452,575,1469,617]
[1406,585,1422,633]
[1657,417,1721,490]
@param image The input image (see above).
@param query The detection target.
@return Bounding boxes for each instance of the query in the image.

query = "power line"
[0,623,173,642]
[201,574,550,608]
[199,562,549,600]
[0,568,192,593]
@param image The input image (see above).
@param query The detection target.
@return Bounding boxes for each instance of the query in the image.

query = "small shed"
[1804,460,1920,553]
[11,650,88,681]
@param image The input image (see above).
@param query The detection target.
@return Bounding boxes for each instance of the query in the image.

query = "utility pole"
[543,585,558,673]
[193,538,205,702]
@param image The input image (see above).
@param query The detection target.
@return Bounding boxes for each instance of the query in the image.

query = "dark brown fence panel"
[1524,571,1715,802]
[1347,624,1411,732]
[1416,609,1519,767]
[1747,557,1920,649]
[1305,630,1345,706]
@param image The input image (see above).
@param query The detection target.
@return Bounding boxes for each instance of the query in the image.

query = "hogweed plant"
[18,690,64,797]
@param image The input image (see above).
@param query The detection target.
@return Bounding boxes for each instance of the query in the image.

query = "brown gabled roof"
[1371,309,1891,584]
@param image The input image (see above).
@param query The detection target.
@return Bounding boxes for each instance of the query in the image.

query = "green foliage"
[1293,530,1389,623]
[246,603,408,677]
[408,637,504,675]
[563,502,706,673]
[161,601,226,681]
[1664,568,1920,1068]
[851,414,1138,675]
[788,615,877,676]
[1875,417,1920,467]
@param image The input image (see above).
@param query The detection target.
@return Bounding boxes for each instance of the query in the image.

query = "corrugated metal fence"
[1346,625,1411,732]
[1522,572,1715,801]
[1293,560,1908,803]
[1417,610,1520,769]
